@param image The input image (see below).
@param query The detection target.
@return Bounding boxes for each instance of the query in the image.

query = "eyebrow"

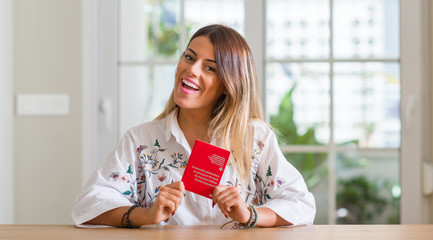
[187,48,217,63]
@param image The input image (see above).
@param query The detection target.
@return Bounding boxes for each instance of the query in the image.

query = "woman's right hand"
[84,181,185,227]
[149,181,185,223]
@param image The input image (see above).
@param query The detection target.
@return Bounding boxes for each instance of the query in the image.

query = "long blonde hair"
[157,25,264,184]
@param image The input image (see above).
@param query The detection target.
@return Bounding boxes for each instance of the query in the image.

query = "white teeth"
[182,79,199,90]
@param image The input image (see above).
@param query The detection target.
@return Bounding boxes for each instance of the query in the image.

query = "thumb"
[179,181,185,192]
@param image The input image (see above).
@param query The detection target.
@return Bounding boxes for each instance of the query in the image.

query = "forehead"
[187,36,215,59]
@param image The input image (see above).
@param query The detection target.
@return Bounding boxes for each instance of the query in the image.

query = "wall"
[400,0,432,224]
[430,0,433,224]
[0,0,14,224]
[13,0,82,224]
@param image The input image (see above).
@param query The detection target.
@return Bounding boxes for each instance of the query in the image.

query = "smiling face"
[173,36,226,115]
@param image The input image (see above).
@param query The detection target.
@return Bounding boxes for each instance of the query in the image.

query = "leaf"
[126,165,133,174]
[154,139,161,148]
[123,190,132,196]
[255,175,262,183]
[159,158,165,169]
[265,194,272,200]
[266,166,272,177]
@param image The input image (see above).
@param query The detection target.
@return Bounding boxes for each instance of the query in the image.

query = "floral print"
[72,112,316,227]
[253,167,270,204]
[119,139,190,207]
[109,164,139,205]
[110,172,120,181]
[110,137,287,208]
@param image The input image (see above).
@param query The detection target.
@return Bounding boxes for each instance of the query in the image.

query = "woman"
[72,24,316,228]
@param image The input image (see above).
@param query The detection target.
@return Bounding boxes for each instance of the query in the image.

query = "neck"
[177,108,211,147]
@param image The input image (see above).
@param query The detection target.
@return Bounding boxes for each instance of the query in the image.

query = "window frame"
[399,0,431,223]
[261,0,401,224]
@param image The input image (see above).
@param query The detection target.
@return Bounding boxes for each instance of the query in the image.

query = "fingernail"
[212,201,216,208]
[224,214,228,219]
[172,211,176,216]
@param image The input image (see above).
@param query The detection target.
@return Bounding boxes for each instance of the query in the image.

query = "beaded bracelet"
[248,204,258,228]
[220,204,258,229]
[121,204,140,229]
[243,204,258,228]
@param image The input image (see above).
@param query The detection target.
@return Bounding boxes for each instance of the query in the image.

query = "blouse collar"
[165,108,192,154]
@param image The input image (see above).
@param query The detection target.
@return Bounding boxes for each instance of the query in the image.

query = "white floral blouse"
[72,110,316,227]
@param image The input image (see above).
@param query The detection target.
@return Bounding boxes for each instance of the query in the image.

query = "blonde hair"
[157,25,264,185]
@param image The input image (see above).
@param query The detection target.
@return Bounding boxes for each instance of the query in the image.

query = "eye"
[183,54,194,62]
[205,66,216,72]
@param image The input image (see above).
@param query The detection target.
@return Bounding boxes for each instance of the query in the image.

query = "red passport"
[181,139,230,199]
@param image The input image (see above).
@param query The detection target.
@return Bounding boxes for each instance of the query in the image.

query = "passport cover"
[181,139,230,199]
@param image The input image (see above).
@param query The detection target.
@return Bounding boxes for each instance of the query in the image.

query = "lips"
[181,78,200,94]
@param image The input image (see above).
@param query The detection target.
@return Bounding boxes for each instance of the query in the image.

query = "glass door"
[265,0,400,223]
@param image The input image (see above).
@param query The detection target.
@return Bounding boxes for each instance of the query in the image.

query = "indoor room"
[0,0,432,238]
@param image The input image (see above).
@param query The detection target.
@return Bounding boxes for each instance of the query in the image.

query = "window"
[265,0,400,223]
[93,0,428,224]
[118,0,244,135]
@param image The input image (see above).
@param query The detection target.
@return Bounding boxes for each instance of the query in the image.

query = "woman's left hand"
[212,185,251,223]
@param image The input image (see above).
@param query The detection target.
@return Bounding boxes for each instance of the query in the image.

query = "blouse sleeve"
[71,130,139,227]
[254,125,316,226]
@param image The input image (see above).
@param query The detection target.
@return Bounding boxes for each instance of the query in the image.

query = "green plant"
[269,84,399,224]
[148,23,180,57]
[336,175,388,224]
[269,84,327,190]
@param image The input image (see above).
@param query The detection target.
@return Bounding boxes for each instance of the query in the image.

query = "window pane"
[284,153,328,224]
[334,62,400,148]
[266,63,330,145]
[185,0,244,38]
[119,0,181,61]
[333,0,400,59]
[119,0,147,62]
[266,0,330,59]
[336,151,400,223]
[119,65,175,134]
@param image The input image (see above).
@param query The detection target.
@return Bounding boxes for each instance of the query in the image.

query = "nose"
[188,61,201,77]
